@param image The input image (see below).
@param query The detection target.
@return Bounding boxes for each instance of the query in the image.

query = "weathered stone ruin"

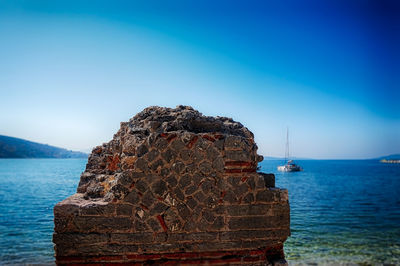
[53,106,290,265]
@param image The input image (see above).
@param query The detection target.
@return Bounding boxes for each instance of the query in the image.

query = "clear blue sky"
[0,0,399,159]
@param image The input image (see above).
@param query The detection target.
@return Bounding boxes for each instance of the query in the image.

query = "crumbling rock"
[53,106,290,265]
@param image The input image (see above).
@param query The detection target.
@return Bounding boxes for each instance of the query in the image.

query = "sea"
[0,159,399,265]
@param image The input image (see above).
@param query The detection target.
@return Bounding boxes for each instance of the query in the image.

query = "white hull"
[277,165,287,172]
[277,162,302,172]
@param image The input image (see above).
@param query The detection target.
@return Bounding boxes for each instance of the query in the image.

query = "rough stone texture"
[53,106,290,265]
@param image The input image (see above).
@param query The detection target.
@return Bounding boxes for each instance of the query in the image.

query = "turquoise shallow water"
[261,160,400,265]
[0,159,399,264]
[0,159,86,264]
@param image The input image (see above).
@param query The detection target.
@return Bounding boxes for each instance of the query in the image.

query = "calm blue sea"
[0,159,399,265]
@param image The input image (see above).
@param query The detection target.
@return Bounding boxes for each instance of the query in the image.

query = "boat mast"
[285,127,289,163]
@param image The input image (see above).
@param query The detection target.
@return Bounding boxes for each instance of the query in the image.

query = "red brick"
[241,176,249,182]
[242,168,256,173]
[166,134,177,143]
[213,134,224,140]
[202,135,216,142]
[126,254,162,260]
[140,204,148,210]
[224,169,241,174]
[186,136,198,149]
[91,255,124,262]
[157,215,168,232]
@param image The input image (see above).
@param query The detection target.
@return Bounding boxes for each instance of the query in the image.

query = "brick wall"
[53,106,290,265]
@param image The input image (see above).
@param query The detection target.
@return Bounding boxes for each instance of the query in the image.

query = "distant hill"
[0,135,88,158]
[375,154,400,160]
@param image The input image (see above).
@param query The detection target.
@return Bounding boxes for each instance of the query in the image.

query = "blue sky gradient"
[0,0,399,158]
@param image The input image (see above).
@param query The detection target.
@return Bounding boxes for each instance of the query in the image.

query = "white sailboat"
[277,128,302,172]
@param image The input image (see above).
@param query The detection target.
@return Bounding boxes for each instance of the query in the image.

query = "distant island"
[380,159,400,164]
[0,135,88,158]
[376,154,400,164]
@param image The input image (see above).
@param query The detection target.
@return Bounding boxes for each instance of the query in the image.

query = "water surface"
[0,159,399,264]
[0,159,86,264]
[261,159,400,265]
